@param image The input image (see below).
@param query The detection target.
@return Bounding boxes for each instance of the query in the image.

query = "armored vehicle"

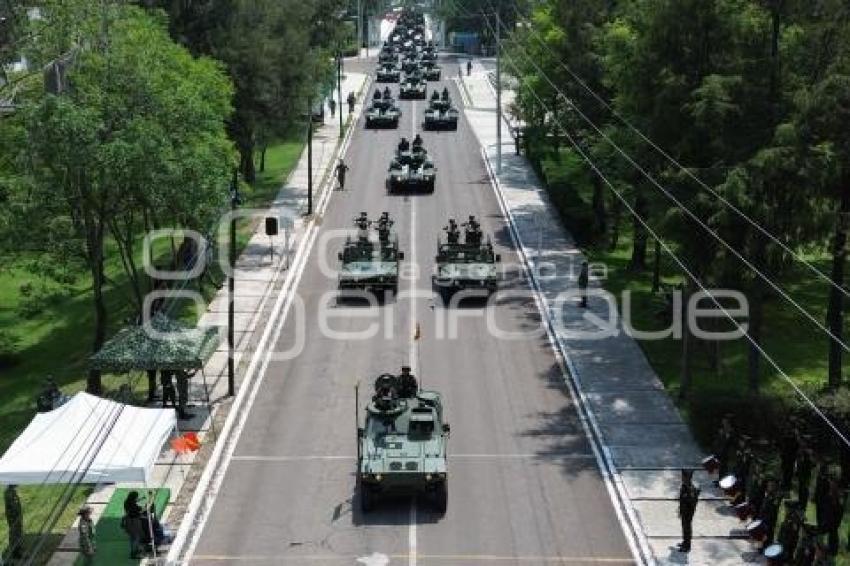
[399,76,427,100]
[357,369,450,513]
[422,62,441,81]
[365,93,401,128]
[432,216,501,300]
[423,90,458,130]
[378,48,397,65]
[376,63,401,83]
[387,137,436,193]
[401,56,420,74]
[338,212,404,294]
[421,49,437,64]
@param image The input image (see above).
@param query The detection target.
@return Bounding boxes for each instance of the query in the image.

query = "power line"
[507,2,850,304]
[496,45,850,449]
[489,10,850,358]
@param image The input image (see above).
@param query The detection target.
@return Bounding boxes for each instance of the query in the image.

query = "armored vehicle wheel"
[433,482,447,514]
[360,484,376,513]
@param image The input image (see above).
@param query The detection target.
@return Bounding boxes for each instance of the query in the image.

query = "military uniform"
[175,370,193,420]
[678,470,700,553]
[78,507,96,563]
[160,371,176,409]
[777,502,802,561]
[760,485,782,546]
[5,485,23,559]
[780,425,799,491]
[798,449,814,509]
[714,416,736,480]
[398,367,418,398]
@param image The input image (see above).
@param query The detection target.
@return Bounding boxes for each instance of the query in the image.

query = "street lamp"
[336,50,344,137]
[227,169,241,397]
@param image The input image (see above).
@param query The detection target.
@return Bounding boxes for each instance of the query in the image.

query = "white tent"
[0,392,176,485]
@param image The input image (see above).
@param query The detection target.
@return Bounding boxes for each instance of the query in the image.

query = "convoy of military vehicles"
[350,7,508,514]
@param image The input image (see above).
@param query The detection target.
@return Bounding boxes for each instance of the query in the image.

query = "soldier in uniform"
[175,370,193,421]
[677,469,700,553]
[466,59,472,76]
[779,419,799,491]
[821,479,844,555]
[777,500,802,561]
[398,137,410,152]
[377,212,393,243]
[160,370,176,410]
[412,134,423,149]
[798,446,815,509]
[578,261,589,308]
[430,90,440,103]
[713,414,736,481]
[814,457,832,531]
[760,479,782,547]
[445,219,459,244]
[383,86,392,100]
[397,366,418,398]
[146,369,158,404]
[334,159,349,191]
[441,86,449,101]
[795,523,818,564]
[4,484,23,560]
[78,505,96,564]
[373,89,382,101]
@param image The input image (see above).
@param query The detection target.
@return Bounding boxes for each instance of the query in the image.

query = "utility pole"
[337,52,344,137]
[307,96,313,215]
[228,169,238,397]
[495,10,502,175]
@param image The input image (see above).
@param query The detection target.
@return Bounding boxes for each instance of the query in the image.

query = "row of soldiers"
[708,414,848,561]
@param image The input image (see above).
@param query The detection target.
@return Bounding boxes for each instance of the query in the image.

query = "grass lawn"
[537,147,850,560]
[0,138,304,563]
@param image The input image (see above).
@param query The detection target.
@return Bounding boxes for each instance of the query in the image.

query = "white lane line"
[409,498,418,566]
[193,554,634,563]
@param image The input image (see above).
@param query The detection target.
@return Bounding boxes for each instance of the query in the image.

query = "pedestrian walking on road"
[578,261,589,308]
[78,505,96,564]
[347,91,356,114]
[677,469,700,553]
[335,159,349,191]
[328,97,336,117]
[5,484,23,561]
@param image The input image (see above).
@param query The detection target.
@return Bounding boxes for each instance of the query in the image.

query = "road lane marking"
[409,498,418,566]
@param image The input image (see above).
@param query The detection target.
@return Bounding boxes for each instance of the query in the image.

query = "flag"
[171,432,202,454]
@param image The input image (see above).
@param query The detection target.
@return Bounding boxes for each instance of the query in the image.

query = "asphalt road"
[191,57,635,566]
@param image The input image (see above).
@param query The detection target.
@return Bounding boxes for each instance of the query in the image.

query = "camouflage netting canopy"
[89,313,220,372]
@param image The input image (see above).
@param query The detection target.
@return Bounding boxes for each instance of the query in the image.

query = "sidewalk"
[47,70,369,565]
[461,61,758,565]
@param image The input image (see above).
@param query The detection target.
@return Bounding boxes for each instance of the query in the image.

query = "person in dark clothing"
[713,414,736,481]
[814,459,832,531]
[160,371,176,409]
[780,422,799,492]
[347,91,356,114]
[578,261,589,308]
[373,89,382,101]
[821,480,844,555]
[5,485,23,560]
[123,491,144,558]
[334,159,349,191]
[798,447,815,509]
[146,369,158,404]
[777,501,802,561]
[328,97,336,117]
[677,469,700,553]
[760,480,782,547]
[175,370,193,420]
[466,59,472,76]
[397,366,418,398]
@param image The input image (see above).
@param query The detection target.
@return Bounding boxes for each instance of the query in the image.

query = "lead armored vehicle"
[365,92,401,129]
[387,137,436,193]
[357,369,450,513]
[399,75,427,100]
[338,212,404,295]
[423,90,458,130]
[432,216,501,300]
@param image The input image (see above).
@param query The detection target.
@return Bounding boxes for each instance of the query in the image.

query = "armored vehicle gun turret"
[379,48,398,65]
[401,56,421,74]
[376,63,401,83]
[432,216,501,300]
[338,212,405,294]
[424,91,458,130]
[399,76,427,100]
[357,369,450,513]
[387,137,435,193]
[421,49,437,64]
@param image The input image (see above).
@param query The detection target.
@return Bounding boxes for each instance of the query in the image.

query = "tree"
[10,3,234,392]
